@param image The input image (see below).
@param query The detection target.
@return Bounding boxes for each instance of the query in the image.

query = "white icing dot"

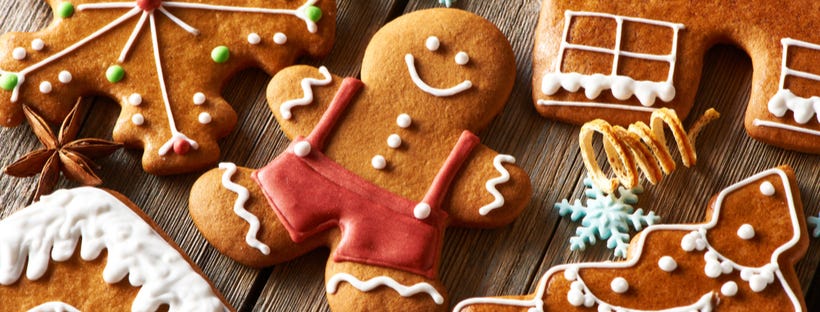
[31,38,45,51]
[193,92,206,105]
[454,51,469,65]
[198,112,212,124]
[704,261,722,278]
[414,203,431,220]
[737,224,755,240]
[658,256,677,272]
[128,93,142,106]
[39,81,52,94]
[247,33,261,45]
[567,288,584,306]
[371,155,386,170]
[759,181,775,196]
[273,33,287,45]
[396,113,412,128]
[749,275,768,292]
[610,277,629,294]
[721,281,738,297]
[425,36,440,51]
[293,141,312,157]
[563,267,578,281]
[387,134,402,148]
[131,114,145,125]
[12,47,26,60]
[58,70,72,83]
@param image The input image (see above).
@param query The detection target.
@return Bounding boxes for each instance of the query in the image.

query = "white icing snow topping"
[767,89,820,124]
[541,72,675,107]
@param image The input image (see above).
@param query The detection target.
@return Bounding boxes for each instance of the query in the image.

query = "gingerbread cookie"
[0,0,335,175]
[0,187,232,311]
[189,8,531,311]
[455,166,809,312]
[533,1,820,153]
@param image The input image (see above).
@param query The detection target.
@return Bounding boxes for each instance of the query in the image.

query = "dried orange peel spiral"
[580,108,720,194]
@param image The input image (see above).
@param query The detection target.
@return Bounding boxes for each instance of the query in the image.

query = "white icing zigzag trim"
[280,66,333,120]
[326,272,445,305]
[478,154,515,216]
[0,187,227,312]
[541,73,675,107]
[27,301,81,312]
[767,89,820,125]
[219,162,271,255]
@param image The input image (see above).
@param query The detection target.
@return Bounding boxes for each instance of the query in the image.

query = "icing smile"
[404,54,472,97]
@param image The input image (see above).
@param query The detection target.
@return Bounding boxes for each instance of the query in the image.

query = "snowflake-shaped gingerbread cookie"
[0,0,335,174]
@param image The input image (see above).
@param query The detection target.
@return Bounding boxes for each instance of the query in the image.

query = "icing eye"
[425,36,440,51]
[454,51,469,65]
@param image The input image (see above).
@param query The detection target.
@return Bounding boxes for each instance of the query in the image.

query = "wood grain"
[0,1,817,311]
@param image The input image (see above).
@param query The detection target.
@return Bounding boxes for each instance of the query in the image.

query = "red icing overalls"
[252,78,479,278]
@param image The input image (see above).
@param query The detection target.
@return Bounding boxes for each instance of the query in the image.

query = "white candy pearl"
[721,281,738,297]
[193,92,206,105]
[387,134,402,148]
[39,81,52,94]
[396,113,412,128]
[610,277,629,294]
[454,51,469,65]
[58,70,72,83]
[371,155,386,170]
[198,112,212,124]
[425,36,440,51]
[658,256,677,272]
[31,38,45,51]
[273,33,288,45]
[414,203,431,220]
[293,141,312,157]
[12,47,26,60]
[759,181,775,196]
[131,114,145,125]
[737,224,755,240]
[128,93,142,106]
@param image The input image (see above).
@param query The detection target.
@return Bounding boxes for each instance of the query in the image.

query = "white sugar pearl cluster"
[740,264,777,293]
[680,230,706,252]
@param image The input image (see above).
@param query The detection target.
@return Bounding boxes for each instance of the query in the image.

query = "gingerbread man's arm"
[446,144,532,228]
[267,65,344,140]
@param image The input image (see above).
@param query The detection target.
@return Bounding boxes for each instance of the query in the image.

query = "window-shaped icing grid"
[765,38,820,131]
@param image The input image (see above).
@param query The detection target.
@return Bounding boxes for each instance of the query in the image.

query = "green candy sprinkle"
[305,6,322,23]
[0,74,18,91]
[211,46,230,64]
[57,2,75,18]
[106,65,125,83]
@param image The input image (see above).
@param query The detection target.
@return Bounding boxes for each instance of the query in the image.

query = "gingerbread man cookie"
[455,166,809,312]
[0,0,335,175]
[0,187,232,311]
[533,1,820,153]
[189,8,531,311]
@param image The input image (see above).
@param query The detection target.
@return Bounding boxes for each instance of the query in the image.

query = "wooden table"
[1,1,818,311]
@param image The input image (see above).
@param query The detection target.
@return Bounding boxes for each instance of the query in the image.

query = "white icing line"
[537,99,658,112]
[162,0,320,33]
[27,301,81,312]
[478,155,515,216]
[158,7,201,35]
[118,11,148,63]
[327,272,444,305]
[405,54,472,97]
[454,168,803,312]
[753,119,820,137]
[77,2,135,10]
[0,187,227,311]
[280,66,332,120]
[219,162,270,255]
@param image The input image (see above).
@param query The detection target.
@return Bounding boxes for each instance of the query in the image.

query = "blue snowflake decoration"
[438,0,455,8]
[809,213,820,238]
[555,178,660,258]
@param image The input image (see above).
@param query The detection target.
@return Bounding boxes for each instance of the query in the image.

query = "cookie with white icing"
[188,8,531,311]
[455,166,809,312]
[533,0,820,153]
[0,0,336,175]
[0,187,232,311]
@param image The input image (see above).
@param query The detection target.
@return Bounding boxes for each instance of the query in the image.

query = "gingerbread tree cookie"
[0,0,335,174]
[188,8,532,311]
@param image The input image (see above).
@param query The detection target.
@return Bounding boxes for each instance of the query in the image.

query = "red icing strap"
[306,77,364,150]
[420,131,480,208]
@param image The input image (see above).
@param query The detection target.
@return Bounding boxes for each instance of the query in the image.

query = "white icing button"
[128,93,142,106]
[610,277,629,294]
[58,70,72,83]
[31,38,45,51]
[273,33,287,45]
[247,33,261,45]
[198,112,212,124]
[293,141,312,157]
[371,155,387,170]
[39,81,52,94]
[658,256,677,272]
[193,92,206,105]
[12,47,26,60]
[759,181,775,196]
[721,281,738,297]
[737,224,755,240]
[387,134,402,148]
[454,51,469,65]
[131,114,145,126]
[425,36,440,51]
[413,203,431,220]
[396,113,412,128]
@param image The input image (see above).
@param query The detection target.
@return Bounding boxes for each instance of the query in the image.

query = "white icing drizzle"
[540,10,684,108]
[453,168,804,312]
[27,301,81,312]
[768,38,820,124]
[162,0,321,33]
[219,162,271,255]
[326,272,444,305]
[753,119,820,137]
[405,54,472,97]
[537,99,658,112]
[280,66,332,120]
[0,187,227,312]
[478,154,515,216]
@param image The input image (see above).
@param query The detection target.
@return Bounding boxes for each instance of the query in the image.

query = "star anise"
[4,99,122,199]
